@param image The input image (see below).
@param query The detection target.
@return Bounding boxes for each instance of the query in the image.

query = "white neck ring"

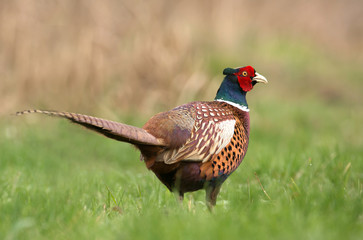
[215,99,249,112]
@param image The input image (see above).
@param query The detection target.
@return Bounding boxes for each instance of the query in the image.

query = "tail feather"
[16,109,166,147]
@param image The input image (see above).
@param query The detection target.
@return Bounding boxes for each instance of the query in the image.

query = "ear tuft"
[223,68,239,75]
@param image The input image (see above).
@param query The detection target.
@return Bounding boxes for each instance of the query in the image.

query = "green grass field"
[1,1,363,239]
[1,96,362,240]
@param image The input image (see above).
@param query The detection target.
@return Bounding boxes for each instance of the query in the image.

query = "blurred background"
[1,1,363,238]
[1,0,362,118]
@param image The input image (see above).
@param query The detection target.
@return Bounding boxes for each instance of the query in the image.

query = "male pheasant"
[17,66,267,207]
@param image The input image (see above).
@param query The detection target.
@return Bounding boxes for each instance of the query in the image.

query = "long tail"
[16,109,165,147]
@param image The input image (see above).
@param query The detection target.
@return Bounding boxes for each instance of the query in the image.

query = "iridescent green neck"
[214,76,249,111]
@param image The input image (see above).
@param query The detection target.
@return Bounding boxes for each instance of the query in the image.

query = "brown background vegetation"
[1,0,362,117]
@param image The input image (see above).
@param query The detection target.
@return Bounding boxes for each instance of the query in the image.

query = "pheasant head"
[215,66,268,111]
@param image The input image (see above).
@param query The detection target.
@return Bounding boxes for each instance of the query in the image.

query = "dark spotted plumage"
[16,66,267,208]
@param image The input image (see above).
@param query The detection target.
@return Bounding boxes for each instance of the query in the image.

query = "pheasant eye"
[242,71,248,77]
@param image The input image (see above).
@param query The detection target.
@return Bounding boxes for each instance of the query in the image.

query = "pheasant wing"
[143,102,236,164]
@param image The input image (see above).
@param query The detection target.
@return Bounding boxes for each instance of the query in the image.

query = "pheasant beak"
[252,72,268,84]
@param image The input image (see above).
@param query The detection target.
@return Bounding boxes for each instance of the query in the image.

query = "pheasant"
[17,66,267,207]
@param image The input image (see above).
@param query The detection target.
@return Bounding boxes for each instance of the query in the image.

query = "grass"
[1,96,362,240]
[1,1,362,239]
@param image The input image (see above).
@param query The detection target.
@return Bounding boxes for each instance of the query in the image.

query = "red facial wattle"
[234,66,256,92]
